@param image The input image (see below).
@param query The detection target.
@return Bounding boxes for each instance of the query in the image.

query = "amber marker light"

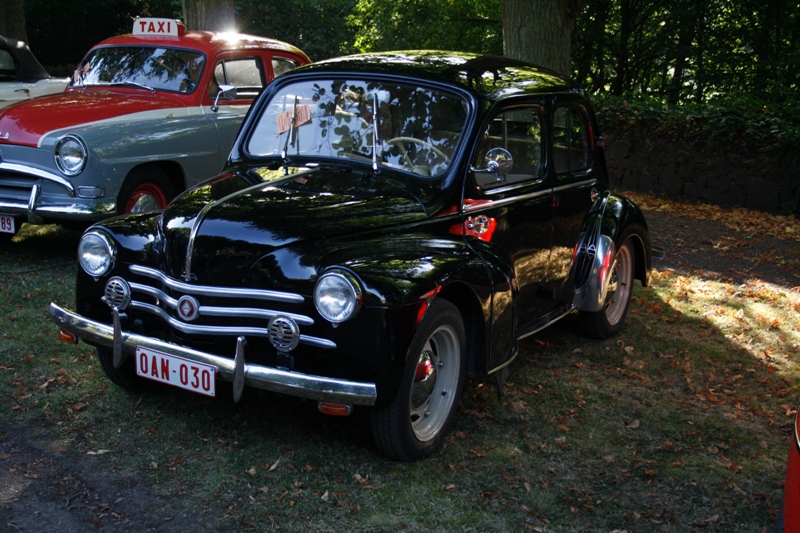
[318,402,352,416]
[59,330,78,344]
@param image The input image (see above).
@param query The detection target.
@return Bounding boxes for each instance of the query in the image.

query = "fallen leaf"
[443,484,458,492]
[269,457,281,471]
[627,420,640,429]
[246,466,256,476]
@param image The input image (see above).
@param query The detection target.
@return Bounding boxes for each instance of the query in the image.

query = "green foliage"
[23,0,181,67]
[593,94,800,153]
[349,0,502,55]
[235,0,358,60]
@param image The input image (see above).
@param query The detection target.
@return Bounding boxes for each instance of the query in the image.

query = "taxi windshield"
[246,79,468,178]
[71,46,205,94]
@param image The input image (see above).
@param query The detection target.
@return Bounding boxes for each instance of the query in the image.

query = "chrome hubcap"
[604,243,633,325]
[409,324,459,442]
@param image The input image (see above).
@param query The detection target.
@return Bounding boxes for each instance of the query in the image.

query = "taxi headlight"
[55,135,88,176]
[314,270,362,323]
[78,231,116,277]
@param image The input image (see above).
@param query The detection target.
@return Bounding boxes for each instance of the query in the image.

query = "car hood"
[0,90,186,147]
[158,167,429,284]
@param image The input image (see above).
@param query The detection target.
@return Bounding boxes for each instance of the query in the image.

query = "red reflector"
[318,402,352,416]
[59,330,78,344]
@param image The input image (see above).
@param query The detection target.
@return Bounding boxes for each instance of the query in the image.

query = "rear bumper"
[48,302,378,406]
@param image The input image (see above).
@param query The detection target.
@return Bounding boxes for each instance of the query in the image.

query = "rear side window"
[272,57,299,78]
[553,106,591,176]
[211,57,265,99]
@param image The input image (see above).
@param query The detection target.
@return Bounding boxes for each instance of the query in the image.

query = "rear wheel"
[118,166,176,214]
[580,237,636,339]
[96,347,149,391]
[371,298,465,461]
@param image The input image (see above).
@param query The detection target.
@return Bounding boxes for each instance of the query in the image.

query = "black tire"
[96,347,150,392]
[117,166,177,215]
[371,298,466,461]
[579,236,636,339]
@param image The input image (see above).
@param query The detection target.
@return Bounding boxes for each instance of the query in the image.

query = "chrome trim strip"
[552,178,596,194]
[49,303,376,405]
[0,162,75,195]
[128,301,335,349]
[463,188,552,214]
[487,351,518,374]
[517,306,575,341]
[481,178,546,196]
[183,180,269,281]
[233,336,246,403]
[129,265,304,304]
[128,281,313,325]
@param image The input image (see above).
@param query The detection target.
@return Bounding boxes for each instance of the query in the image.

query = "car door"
[548,97,601,302]
[464,103,557,353]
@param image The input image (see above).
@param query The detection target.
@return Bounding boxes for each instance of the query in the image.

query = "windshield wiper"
[106,81,156,93]
[281,96,299,175]
[371,93,381,175]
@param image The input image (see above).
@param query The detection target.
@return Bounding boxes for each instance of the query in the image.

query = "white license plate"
[136,346,216,397]
[0,215,14,234]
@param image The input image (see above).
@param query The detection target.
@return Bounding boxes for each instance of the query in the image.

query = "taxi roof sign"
[133,18,185,38]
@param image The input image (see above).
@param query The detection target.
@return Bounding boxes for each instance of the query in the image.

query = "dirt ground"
[2,201,798,532]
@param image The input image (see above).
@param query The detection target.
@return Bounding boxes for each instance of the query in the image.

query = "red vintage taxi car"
[0,18,309,239]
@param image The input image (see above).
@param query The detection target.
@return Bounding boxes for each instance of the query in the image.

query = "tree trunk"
[182,0,236,31]
[500,0,585,76]
[0,0,28,42]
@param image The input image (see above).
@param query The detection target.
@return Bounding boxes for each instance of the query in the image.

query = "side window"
[209,57,265,99]
[472,107,544,189]
[553,106,591,176]
[0,50,17,81]
[272,57,299,78]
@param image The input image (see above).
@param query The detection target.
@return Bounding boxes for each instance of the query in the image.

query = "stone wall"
[603,135,795,215]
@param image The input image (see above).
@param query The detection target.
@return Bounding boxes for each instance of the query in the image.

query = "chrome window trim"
[552,178,597,194]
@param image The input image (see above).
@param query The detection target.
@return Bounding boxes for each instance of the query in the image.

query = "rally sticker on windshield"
[277,104,311,134]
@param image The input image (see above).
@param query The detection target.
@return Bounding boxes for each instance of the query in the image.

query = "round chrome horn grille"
[103,277,131,310]
[268,316,300,352]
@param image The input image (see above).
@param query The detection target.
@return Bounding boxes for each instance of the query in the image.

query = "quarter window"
[0,50,16,81]
[553,106,591,175]
[272,57,299,78]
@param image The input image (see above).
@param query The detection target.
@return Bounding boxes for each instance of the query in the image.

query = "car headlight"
[78,231,116,277]
[314,270,362,323]
[55,135,88,176]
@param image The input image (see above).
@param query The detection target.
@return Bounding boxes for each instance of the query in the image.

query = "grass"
[1,204,798,532]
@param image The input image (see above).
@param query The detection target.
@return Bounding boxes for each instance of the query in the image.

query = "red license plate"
[0,215,14,234]
[136,346,216,397]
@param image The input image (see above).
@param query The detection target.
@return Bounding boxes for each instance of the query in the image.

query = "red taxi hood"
[0,90,186,147]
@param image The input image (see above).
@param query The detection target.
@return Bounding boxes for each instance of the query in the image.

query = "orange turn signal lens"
[58,330,78,344]
[318,402,352,416]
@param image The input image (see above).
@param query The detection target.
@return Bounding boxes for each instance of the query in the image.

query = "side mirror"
[211,84,237,113]
[470,147,513,186]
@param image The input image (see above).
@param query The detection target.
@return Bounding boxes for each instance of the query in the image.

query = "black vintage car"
[50,52,662,461]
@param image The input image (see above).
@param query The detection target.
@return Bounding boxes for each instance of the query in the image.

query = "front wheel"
[117,166,176,214]
[371,298,466,461]
[580,236,636,339]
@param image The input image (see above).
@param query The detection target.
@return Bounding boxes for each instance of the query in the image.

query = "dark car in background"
[50,51,663,460]
[0,18,309,240]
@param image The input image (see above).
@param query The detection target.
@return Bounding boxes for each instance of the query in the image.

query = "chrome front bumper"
[48,303,378,406]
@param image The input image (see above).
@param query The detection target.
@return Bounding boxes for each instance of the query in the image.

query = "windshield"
[246,79,468,178]
[71,46,205,94]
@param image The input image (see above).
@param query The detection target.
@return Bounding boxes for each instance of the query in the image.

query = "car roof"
[0,34,52,82]
[288,51,583,102]
[90,31,309,61]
